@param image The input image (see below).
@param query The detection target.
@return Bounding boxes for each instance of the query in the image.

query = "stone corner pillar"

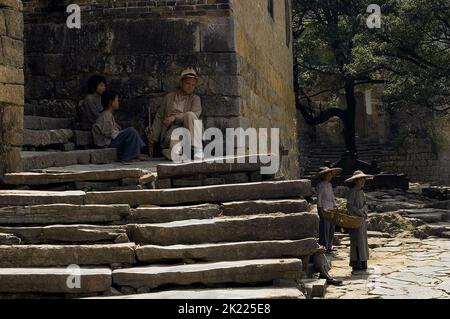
[0,0,24,174]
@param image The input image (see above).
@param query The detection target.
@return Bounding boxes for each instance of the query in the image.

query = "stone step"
[128,212,318,245]
[405,213,448,223]
[221,199,309,216]
[0,268,111,294]
[0,204,130,225]
[301,278,327,298]
[135,239,319,263]
[24,116,72,130]
[130,199,311,224]
[156,154,271,179]
[21,149,118,171]
[112,258,302,289]
[130,204,221,224]
[23,129,74,147]
[85,180,312,207]
[426,200,450,210]
[0,225,128,244]
[73,130,93,148]
[0,233,21,245]
[0,243,136,267]
[0,190,85,207]
[1,169,146,186]
[90,287,305,299]
[399,208,450,223]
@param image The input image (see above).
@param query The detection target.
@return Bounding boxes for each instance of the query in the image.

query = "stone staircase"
[0,168,156,191]
[0,160,319,298]
[21,114,117,171]
[304,142,391,176]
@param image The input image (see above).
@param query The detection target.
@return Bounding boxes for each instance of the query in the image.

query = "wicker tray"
[322,208,365,229]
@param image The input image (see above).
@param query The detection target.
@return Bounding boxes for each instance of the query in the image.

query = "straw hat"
[177,67,203,86]
[344,170,374,183]
[317,166,343,178]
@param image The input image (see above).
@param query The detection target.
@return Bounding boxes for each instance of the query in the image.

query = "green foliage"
[293,0,450,113]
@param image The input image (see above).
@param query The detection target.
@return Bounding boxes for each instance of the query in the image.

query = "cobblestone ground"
[326,236,450,299]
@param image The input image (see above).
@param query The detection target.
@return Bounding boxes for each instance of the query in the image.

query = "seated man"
[79,75,107,130]
[92,91,146,162]
[149,68,203,161]
[312,246,343,286]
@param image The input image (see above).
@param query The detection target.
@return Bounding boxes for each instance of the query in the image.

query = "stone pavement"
[325,236,450,299]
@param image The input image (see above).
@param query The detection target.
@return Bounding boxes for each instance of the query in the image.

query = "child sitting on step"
[92,91,147,162]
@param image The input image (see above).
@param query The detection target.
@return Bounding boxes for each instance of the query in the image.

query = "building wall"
[0,0,24,173]
[21,0,300,178]
[22,0,236,131]
[230,0,300,178]
[379,109,450,185]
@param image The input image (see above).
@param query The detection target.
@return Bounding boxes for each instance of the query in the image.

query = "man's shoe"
[326,278,343,286]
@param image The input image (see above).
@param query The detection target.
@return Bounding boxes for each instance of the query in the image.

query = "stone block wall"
[22,0,234,131]
[21,0,301,177]
[230,0,300,178]
[379,138,450,185]
[0,0,24,173]
[378,108,450,185]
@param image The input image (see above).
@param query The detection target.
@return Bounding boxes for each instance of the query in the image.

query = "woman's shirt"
[80,93,103,130]
[346,187,369,217]
[316,180,336,209]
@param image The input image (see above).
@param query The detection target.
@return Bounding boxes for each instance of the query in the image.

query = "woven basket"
[322,208,365,229]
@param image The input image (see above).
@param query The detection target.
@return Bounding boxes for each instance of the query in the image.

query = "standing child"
[316,166,342,253]
[345,170,374,272]
[92,91,146,162]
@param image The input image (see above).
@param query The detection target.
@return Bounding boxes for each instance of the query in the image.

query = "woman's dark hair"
[101,91,119,110]
[88,75,107,94]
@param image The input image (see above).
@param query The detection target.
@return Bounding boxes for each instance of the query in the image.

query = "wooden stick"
[147,105,154,158]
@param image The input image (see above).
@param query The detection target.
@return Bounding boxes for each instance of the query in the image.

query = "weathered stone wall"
[230,0,300,178]
[22,0,301,177]
[379,108,450,185]
[0,0,24,173]
[22,0,234,131]
[297,113,314,177]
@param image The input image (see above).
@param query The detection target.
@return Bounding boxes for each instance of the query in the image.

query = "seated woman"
[79,75,107,130]
[92,91,146,162]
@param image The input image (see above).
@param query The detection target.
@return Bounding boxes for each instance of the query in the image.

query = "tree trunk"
[343,80,357,155]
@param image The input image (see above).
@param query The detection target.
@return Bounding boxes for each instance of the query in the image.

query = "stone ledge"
[135,239,319,263]
[128,212,319,245]
[157,154,277,179]
[23,129,73,147]
[112,258,302,289]
[87,287,305,299]
[0,190,85,207]
[85,180,313,206]
[2,169,146,185]
[0,204,130,225]
[0,243,136,267]
[0,268,111,294]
